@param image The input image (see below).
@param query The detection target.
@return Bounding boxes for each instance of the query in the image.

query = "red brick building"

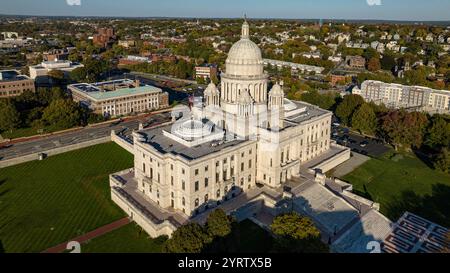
[93,28,116,48]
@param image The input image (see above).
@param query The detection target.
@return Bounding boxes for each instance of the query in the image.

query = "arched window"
[216,189,220,198]
[204,194,209,202]
[195,199,199,207]
[182,197,185,206]
[241,178,244,186]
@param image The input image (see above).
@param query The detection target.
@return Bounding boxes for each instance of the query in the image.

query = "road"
[0,112,172,162]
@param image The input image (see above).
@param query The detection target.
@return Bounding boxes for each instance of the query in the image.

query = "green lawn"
[341,151,450,226]
[0,142,134,253]
[81,223,166,253]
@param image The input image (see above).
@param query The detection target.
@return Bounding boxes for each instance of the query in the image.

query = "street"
[0,112,172,162]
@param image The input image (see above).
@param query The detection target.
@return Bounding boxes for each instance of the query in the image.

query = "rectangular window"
[195,181,199,192]
[195,169,199,175]
[205,178,209,188]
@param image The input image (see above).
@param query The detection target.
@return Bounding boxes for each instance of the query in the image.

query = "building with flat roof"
[29,60,84,80]
[93,28,116,48]
[68,79,169,117]
[263,59,325,75]
[0,70,35,98]
[195,64,218,81]
[353,80,450,114]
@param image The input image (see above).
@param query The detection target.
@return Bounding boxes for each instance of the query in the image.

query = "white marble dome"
[225,20,264,76]
[227,39,263,65]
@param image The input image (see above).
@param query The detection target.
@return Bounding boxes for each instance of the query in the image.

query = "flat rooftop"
[284,100,331,125]
[139,124,250,161]
[69,79,163,102]
[0,70,31,82]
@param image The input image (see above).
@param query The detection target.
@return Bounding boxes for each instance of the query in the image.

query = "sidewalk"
[42,217,130,253]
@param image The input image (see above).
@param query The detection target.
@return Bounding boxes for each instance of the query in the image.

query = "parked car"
[360,141,369,147]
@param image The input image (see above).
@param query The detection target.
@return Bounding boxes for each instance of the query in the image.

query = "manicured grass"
[0,142,134,253]
[341,151,450,226]
[81,223,166,253]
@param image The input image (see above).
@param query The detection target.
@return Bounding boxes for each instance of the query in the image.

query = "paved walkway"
[42,217,130,253]
[333,153,370,178]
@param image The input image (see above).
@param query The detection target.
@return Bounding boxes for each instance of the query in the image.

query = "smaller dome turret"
[238,89,254,117]
[269,82,285,109]
[204,82,220,107]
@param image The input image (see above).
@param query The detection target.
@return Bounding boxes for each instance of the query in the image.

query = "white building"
[109,20,353,239]
[68,79,169,117]
[353,80,450,114]
[29,60,84,79]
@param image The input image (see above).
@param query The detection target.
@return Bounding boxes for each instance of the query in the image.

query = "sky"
[1,0,450,21]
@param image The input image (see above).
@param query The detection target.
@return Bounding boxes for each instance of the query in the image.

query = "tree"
[381,54,397,71]
[367,57,381,72]
[205,209,232,238]
[70,67,88,83]
[0,100,20,132]
[301,90,338,110]
[40,99,81,131]
[163,223,210,253]
[271,213,328,253]
[351,103,377,135]
[381,110,429,149]
[196,76,206,85]
[335,94,365,125]
[363,47,380,61]
[47,69,65,81]
[425,115,450,149]
[434,148,450,174]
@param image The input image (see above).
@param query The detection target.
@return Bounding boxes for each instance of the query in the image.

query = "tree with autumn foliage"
[380,110,429,150]
[367,57,381,72]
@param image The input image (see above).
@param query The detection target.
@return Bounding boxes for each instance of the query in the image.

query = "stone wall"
[311,145,351,173]
[111,188,177,238]
[111,131,134,154]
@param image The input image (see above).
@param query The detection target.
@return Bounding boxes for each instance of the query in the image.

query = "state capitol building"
[110,20,354,239]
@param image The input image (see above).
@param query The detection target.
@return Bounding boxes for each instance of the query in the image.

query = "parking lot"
[331,125,391,157]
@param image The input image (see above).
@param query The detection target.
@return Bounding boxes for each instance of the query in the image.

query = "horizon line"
[1,13,450,24]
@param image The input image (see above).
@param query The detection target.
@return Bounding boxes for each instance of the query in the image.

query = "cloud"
[366,0,382,6]
[66,0,81,6]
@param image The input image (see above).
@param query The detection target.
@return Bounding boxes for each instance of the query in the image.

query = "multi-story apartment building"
[353,80,450,113]
[93,28,116,48]
[195,64,218,81]
[68,79,169,117]
[0,70,35,98]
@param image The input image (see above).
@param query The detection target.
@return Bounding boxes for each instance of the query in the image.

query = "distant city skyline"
[1,0,450,21]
